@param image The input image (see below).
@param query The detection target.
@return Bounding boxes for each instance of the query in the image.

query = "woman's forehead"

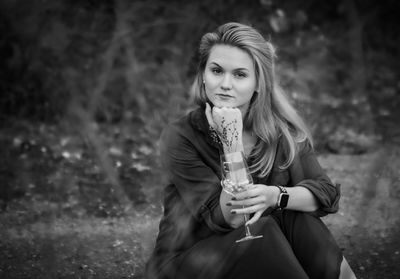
[207,45,254,71]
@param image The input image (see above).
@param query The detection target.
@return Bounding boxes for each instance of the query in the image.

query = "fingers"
[211,106,242,118]
[226,185,278,226]
[229,196,265,207]
[233,186,263,200]
[246,211,263,226]
[227,185,275,218]
[206,105,243,128]
[232,204,264,215]
[206,104,244,137]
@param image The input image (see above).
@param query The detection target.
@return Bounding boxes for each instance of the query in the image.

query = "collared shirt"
[147,106,340,274]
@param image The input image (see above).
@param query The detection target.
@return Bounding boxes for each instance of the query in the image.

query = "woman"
[146,22,356,279]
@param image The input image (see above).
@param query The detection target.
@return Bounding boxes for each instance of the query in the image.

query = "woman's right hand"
[229,184,280,225]
[205,103,244,153]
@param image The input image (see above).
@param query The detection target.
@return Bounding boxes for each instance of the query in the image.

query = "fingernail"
[231,210,236,214]
[231,197,237,201]
[226,202,232,206]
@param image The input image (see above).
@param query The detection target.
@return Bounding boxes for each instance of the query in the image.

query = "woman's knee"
[249,215,278,233]
[282,211,334,242]
[281,211,343,279]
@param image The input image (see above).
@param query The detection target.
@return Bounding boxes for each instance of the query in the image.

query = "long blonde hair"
[191,22,313,177]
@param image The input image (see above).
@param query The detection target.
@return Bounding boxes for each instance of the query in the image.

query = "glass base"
[235,234,263,243]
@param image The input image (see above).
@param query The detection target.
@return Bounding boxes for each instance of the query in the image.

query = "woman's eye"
[235,72,247,78]
[211,68,222,75]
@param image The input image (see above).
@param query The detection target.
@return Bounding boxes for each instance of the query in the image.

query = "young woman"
[146,22,356,279]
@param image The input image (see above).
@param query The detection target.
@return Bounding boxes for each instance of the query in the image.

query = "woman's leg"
[224,216,309,279]
[170,216,309,279]
[273,210,343,279]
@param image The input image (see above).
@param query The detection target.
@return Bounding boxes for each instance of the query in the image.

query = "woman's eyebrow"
[209,62,250,72]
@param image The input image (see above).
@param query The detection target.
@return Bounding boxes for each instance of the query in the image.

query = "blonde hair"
[191,22,313,177]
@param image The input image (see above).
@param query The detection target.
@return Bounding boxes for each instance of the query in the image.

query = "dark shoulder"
[297,139,314,157]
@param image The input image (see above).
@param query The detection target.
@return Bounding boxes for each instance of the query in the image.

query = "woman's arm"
[289,141,340,216]
[160,123,233,233]
[228,141,338,225]
[227,184,319,226]
[285,186,319,212]
[205,105,335,227]
[205,104,248,228]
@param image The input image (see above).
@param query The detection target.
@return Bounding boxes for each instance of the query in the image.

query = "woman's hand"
[228,184,280,225]
[205,103,243,153]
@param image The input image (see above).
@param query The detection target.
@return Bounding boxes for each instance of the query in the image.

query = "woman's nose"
[220,74,232,91]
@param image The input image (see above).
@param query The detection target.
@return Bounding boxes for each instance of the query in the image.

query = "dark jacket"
[146,106,340,277]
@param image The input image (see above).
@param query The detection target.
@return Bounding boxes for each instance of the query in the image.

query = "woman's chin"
[212,100,236,108]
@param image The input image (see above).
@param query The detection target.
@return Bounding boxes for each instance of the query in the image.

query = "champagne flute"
[220,151,263,243]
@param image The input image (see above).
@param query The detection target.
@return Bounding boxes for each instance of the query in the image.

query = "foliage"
[0,0,399,206]
[0,0,398,136]
[0,0,398,218]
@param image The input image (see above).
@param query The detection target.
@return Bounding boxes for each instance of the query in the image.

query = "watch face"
[279,193,289,208]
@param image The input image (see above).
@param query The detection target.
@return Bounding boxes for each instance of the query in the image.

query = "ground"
[0,124,399,279]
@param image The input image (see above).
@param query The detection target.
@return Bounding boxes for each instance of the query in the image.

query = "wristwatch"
[276,185,289,210]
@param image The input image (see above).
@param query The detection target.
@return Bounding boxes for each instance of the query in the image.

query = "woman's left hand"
[205,103,244,153]
[229,184,280,225]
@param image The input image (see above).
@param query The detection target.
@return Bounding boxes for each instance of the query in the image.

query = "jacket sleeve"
[289,141,340,217]
[160,124,232,233]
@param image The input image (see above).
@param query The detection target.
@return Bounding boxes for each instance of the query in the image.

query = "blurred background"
[0,0,399,278]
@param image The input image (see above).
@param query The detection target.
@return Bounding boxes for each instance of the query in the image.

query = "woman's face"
[203,44,257,115]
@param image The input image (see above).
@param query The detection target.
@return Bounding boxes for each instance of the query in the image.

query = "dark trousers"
[158,211,342,279]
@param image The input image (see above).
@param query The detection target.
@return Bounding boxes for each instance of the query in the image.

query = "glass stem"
[243,207,252,236]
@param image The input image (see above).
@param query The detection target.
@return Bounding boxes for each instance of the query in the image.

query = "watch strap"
[276,185,287,194]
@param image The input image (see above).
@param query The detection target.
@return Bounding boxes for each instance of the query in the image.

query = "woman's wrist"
[269,186,281,208]
[223,142,244,154]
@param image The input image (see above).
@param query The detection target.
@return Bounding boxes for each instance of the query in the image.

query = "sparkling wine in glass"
[220,151,263,243]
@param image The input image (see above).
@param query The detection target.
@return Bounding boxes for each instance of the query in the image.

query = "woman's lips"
[216,93,234,100]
